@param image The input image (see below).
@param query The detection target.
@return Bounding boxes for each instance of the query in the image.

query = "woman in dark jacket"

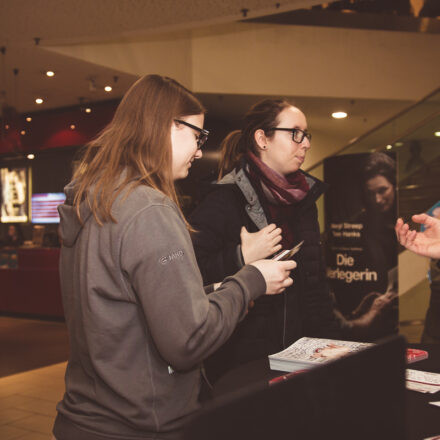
[190,99,341,382]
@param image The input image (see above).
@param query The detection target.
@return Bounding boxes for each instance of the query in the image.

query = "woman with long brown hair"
[190,99,341,382]
[52,75,295,440]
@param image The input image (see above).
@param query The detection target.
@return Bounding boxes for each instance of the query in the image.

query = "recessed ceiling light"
[20,130,26,135]
[85,107,92,113]
[35,98,43,104]
[26,117,32,122]
[70,124,76,130]
[104,86,112,92]
[27,154,35,160]
[386,145,392,150]
[435,131,440,137]
[332,111,347,119]
[46,70,55,77]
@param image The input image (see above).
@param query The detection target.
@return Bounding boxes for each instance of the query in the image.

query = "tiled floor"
[0,362,66,440]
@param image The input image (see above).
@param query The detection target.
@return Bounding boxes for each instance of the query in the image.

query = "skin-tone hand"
[250,259,296,295]
[241,224,282,264]
[395,214,440,259]
[369,290,398,313]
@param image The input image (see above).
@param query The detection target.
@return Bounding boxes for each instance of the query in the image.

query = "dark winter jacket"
[190,166,340,381]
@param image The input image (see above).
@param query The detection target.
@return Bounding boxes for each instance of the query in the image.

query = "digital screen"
[31,193,66,224]
[1,167,29,223]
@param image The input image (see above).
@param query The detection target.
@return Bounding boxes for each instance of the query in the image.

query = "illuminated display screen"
[31,193,66,224]
[1,167,29,223]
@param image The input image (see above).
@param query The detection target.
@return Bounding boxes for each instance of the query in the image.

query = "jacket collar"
[217,164,327,229]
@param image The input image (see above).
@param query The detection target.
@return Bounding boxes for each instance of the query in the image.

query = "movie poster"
[0,167,29,223]
[324,152,398,338]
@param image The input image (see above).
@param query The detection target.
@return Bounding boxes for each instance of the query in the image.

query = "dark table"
[211,344,440,440]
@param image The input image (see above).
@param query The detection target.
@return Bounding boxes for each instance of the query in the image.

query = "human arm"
[395,214,440,259]
[337,291,398,340]
[121,202,293,371]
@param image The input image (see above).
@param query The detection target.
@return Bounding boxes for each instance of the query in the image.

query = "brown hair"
[218,99,291,178]
[72,74,205,225]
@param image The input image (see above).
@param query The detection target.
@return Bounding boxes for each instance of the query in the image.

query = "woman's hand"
[241,224,282,264]
[395,214,440,259]
[250,259,296,295]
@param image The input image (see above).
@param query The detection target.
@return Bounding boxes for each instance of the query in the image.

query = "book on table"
[268,337,428,372]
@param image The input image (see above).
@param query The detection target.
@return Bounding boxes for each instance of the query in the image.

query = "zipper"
[283,290,287,347]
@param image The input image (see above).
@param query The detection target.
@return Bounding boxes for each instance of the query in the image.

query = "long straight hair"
[72,75,205,225]
[218,99,291,179]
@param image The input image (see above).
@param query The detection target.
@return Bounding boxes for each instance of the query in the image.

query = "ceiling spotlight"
[26,117,32,122]
[46,70,55,77]
[332,111,348,119]
[104,86,112,92]
[27,154,35,160]
[435,131,440,137]
[70,124,76,130]
[20,130,26,135]
[85,107,92,113]
[35,98,43,104]
[386,145,392,150]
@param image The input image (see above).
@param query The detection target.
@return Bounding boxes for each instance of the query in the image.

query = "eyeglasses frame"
[174,119,209,150]
[267,127,312,144]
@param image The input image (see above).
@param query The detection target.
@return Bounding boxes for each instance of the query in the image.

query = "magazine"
[269,337,429,372]
[268,337,372,372]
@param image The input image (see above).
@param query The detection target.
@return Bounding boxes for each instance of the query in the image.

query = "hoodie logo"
[159,250,184,265]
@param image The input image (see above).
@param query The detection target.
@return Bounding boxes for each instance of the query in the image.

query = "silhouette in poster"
[324,152,398,340]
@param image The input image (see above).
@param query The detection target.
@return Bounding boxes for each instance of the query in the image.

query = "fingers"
[280,260,297,271]
[395,220,413,247]
[283,277,293,288]
[272,244,282,254]
[384,290,398,300]
[412,213,429,226]
[395,218,404,234]
[273,277,293,294]
[271,234,282,246]
[263,223,277,233]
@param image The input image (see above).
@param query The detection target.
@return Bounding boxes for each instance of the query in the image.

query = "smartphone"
[272,240,304,261]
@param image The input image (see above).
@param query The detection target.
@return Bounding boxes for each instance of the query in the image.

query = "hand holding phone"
[272,240,304,261]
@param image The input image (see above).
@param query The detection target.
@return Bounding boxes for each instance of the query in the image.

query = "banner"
[324,152,398,338]
[0,167,29,223]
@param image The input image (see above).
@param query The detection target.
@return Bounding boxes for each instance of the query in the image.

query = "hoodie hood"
[58,180,93,248]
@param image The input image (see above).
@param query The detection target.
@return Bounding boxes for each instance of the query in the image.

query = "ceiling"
[0,0,438,166]
[0,0,321,113]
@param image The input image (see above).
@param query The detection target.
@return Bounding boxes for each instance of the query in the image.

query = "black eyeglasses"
[268,127,312,144]
[174,119,209,150]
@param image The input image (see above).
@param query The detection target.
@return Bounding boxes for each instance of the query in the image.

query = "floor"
[0,361,66,439]
[0,317,69,378]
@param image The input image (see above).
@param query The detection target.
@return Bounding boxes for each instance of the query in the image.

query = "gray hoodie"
[53,180,265,440]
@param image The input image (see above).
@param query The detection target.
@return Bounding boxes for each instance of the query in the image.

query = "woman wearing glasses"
[52,77,295,440]
[190,99,340,383]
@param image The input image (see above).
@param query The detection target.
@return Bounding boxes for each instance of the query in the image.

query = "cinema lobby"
[1,1,440,439]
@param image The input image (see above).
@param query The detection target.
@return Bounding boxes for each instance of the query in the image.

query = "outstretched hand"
[395,214,440,259]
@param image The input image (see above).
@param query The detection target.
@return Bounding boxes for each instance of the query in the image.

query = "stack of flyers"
[406,369,440,393]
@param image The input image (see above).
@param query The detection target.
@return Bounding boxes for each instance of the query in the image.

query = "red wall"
[0,100,119,154]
